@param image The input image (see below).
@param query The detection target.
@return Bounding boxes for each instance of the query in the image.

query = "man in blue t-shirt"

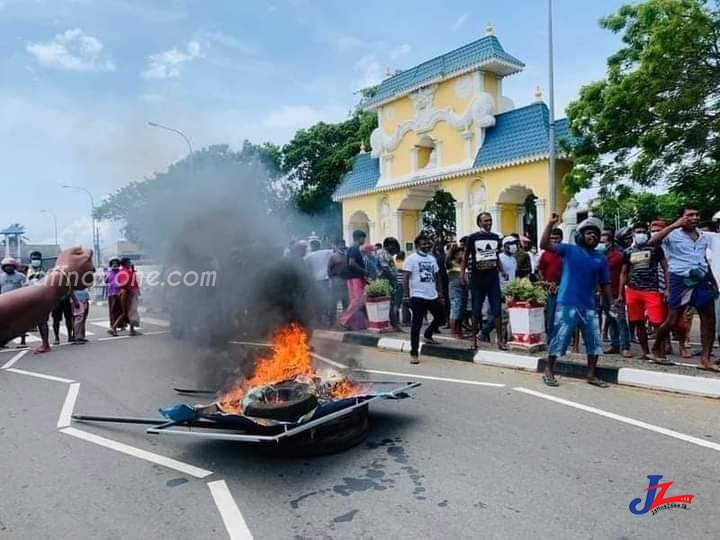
[539,214,613,387]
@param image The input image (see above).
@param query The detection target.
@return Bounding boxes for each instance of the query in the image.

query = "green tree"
[422,190,456,243]
[564,0,720,217]
[281,89,378,236]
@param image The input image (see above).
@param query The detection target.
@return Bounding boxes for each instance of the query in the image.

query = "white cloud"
[452,13,469,31]
[202,31,257,55]
[263,104,347,131]
[390,43,412,60]
[142,40,203,79]
[354,54,384,90]
[27,28,115,72]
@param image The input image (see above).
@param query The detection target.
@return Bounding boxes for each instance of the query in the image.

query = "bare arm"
[649,217,687,247]
[540,213,561,251]
[618,263,628,302]
[0,247,94,345]
[601,284,614,309]
[402,270,410,299]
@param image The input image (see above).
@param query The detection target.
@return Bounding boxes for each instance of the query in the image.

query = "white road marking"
[311,352,348,370]
[229,340,271,347]
[60,427,213,478]
[514,387,720,453]
[1,349,28,370]
[11,335,41,344]
[141,317,170,328]
[97,335,130,342]
[57,383,80,428]
[208,480,254,540]
[5,368,75,384]
[356,368,506,387]
[142,330,170,336]
[59,327,95,336]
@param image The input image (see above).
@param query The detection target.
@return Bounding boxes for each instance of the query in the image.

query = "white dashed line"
[1,349,29,369]
[60,427,213,478]
[5,368,75,384]
[356,368,506,387]
[310,352,348,370]
[208,480,254,540]
[514,387,720,453]
[57,383,80,428]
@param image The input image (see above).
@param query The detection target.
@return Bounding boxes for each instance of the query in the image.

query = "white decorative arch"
[378,198,392,239]
[370,88,496,158]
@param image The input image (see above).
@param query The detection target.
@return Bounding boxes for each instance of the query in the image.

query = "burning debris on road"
[72,324,420,455]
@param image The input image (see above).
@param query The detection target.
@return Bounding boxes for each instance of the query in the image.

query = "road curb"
[322,331,720,399]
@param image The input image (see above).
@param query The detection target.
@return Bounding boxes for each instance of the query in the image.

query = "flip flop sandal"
[697,365,720,372]
[587,378,609,388]
[542,375,560,387]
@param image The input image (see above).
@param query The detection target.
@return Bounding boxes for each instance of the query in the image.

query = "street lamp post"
[547,0,557,215]
[147,121,193,157]
[40,209,58,248]
[61,185,100,268]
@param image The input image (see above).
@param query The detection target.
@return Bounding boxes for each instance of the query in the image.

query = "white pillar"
[454,201,464,239]
[535,198,547,243]
[344,224,353,246]
[369,220,377,244]
[488,205,500,234]
[393,211,404,243]
[517,205,525,235]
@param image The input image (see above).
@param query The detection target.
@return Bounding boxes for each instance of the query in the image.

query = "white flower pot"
[507,302,545,345]
[366,296,391,332]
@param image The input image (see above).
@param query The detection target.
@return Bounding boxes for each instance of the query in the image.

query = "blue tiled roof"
[474,102,568,167]
[364,36,524,108]
[333,152,380,199]
[334,103,570,199]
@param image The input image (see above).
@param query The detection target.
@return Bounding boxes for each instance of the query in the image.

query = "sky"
[0,0,629,254]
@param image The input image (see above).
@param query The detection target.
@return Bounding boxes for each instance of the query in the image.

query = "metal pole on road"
[61,184,100,268]
[40,209,58,248]
[547,0,557,216]
[147,121,193,157]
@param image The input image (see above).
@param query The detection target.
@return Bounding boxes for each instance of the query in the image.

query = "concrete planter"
[507,301,545,347]
[365,296,391,332]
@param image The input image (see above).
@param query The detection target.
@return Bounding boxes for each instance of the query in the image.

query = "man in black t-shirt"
[337,230,369,330]
[460,212,508,350]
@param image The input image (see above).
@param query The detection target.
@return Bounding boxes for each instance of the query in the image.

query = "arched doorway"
[497,184,536,240]
[348,210,370,239]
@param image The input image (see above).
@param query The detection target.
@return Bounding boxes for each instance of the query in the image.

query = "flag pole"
[547,0,557,215]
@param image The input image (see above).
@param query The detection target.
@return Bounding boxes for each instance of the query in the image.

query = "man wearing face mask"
[499,236,519,289]
[0,257,28,348]
[540,215,613,387]
[403,233,445,364]
[27,251,52,353]
[619,224,667,360]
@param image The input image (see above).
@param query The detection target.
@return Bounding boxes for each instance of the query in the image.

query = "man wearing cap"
[0,257,28,348]
[649,206,718,370]
[539,214,614,387]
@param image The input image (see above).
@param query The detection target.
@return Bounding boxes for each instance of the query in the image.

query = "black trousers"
[410,297,445,356]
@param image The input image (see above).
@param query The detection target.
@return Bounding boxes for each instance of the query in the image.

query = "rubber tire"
[243,393,318,422]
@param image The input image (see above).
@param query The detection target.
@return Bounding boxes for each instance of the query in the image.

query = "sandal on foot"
[587,378,609,388]
[542,375,559,387]
[410,355,420,365]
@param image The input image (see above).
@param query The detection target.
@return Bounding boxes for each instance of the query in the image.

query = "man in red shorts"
[619,223,667,359]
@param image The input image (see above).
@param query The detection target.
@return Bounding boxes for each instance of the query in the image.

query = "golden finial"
[534,85,544,102]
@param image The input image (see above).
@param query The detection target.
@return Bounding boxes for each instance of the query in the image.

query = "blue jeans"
[549,304,603,357]
[545,293,558,341]
[605,299,630,351]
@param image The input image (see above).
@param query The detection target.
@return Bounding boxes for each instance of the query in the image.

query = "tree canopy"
[564,0,720,217]
[422,190,456,243]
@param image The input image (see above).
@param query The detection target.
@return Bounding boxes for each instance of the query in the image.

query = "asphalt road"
[1,320,719,539]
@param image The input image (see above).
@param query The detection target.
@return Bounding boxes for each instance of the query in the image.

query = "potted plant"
[503,278,548,346]
[364,279,393,332]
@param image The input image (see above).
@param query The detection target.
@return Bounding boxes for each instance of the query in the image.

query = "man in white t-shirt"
[705,213,720,343]
[304,240,334,326]
[499,236,519,290]
[402,232,445,364]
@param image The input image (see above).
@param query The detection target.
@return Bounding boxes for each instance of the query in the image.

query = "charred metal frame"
[72,381,420,444]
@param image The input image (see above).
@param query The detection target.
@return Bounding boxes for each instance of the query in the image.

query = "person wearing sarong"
[650,208,719,370]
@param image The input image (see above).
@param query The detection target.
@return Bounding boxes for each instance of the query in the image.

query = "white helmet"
[713,210,720,222]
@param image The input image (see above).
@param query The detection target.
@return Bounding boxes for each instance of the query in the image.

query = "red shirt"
[606,248,624,296]
[538,250,563,284]
[116,268,139,292]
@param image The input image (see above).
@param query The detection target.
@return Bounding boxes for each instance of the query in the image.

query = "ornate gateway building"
[333,27,572,249]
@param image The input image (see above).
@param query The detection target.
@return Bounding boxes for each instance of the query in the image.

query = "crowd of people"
[0,251,141,352]
[287,206,720,378]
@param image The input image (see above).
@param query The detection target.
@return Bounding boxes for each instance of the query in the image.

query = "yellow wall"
[483,73,498,108]
[500,205,517,235]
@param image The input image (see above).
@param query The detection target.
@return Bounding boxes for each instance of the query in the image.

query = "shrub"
[504,278,547,305]
[365,279,393,298]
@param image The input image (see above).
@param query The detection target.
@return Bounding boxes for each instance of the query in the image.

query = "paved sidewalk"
[313,325,720,399]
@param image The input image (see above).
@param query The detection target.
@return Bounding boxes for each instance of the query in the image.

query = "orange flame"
[217,324,366,415]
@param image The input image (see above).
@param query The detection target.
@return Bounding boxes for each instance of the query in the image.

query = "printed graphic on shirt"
[474,239,498,270]
[629,249,652,268]
[418,260,436,283]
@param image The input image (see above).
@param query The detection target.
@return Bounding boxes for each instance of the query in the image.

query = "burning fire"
[218,323,367,415]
